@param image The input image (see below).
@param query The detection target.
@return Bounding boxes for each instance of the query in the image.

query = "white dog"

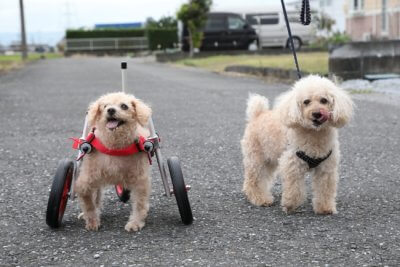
[241,75,354,214]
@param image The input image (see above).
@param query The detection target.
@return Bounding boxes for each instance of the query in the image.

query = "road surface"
[0,57,399,266]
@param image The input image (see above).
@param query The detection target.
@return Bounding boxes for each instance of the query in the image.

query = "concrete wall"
[329,40,400,79]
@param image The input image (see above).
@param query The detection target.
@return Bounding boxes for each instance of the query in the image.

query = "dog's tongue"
[106,120,119,129]
[319,109,331,123]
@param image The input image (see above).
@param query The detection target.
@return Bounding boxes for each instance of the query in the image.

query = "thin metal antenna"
[121,62,127,92]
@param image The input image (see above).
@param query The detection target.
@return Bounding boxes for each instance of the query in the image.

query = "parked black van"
[182,12,258,51]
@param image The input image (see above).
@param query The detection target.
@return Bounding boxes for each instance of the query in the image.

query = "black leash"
[280,0,311,79]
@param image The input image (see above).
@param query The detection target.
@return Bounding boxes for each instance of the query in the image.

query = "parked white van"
[213,6,317,50]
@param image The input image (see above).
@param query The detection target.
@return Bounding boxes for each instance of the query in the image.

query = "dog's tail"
[246,94,269,121]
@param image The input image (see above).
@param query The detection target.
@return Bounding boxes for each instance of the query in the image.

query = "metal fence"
[65,37,148,51]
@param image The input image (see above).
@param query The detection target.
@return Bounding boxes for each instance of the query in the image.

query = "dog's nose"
[312,112,322,119]
[107,108,116,116]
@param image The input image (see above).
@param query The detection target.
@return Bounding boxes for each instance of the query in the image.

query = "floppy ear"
[331,87,354,128]
[131,98,151,126]
[275,90,302,128]
[87,100,101,127]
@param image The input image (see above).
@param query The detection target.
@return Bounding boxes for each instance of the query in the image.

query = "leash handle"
[300,0,311,25]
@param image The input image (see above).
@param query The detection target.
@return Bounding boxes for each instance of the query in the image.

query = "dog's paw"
[125,220,145,232]
[314,206,337,215]
[78,212,84,220]
[282,204,299,214]
[313,200,337,215]
[247,195,274,207]
[85,217,100,231]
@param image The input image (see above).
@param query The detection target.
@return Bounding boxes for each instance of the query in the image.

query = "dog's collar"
[296,150,332,169]
[71,128,146,157]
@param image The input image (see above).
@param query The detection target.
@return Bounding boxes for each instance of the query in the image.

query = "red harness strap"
[71,132,146,156]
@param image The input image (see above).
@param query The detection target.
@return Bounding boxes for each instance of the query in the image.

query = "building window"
[353,0,364,10]
[382,0,388,32]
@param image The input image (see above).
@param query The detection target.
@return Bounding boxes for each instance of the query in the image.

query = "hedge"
[147,28,178,50]
[66,29,146,39]
[66,28,178,50]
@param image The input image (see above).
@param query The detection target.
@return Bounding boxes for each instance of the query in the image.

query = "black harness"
[296,150,332,169]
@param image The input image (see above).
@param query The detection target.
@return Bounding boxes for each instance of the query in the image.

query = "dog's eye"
[120,103,128,110]
[303,99,311,105]
[320,98,328,104]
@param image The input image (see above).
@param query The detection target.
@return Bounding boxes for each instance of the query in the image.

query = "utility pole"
[19,0,28,60]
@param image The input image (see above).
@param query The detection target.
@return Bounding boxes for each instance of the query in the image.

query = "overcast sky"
[0,0,291,45]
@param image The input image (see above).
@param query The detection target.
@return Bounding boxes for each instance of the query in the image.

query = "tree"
[177,0,212,57]
[145,16,177,29]
[158,16,178,28]
[145,17,158,28]
[315,12,336,37]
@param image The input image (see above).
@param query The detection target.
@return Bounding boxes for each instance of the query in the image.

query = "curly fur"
[241,75,354,214]
[74,92,152,231]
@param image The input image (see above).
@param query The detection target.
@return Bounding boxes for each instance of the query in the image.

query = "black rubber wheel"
[287,36,302,51]
[46,159,75,228]
[115,184,130,203]
[167,156,193,225]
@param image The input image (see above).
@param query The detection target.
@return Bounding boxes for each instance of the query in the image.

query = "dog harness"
[296,150,332,169]
[71,128,146,160]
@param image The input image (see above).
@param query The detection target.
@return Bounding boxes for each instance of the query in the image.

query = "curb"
[155,48,326,63]
[224,65,310,81]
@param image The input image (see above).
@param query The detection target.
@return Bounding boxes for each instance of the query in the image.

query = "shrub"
[66,28,178,51]
[66,29,146,39]
[309,32,351,49]
[328,32,351,45]
[147,28,178,50]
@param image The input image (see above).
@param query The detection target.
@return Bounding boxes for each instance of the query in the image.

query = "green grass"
[176,52,329,75]
[348,88,374,94]
[0,53,62,72]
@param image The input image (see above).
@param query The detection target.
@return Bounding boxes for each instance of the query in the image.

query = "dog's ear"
[87,100,101,127]
[131,98,151,126]
[276,90,302,128]
[331,86,354,128]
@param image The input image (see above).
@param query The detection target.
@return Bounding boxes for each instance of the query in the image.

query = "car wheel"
[287,37,302,51]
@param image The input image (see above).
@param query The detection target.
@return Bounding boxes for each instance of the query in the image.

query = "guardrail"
[65,37,148,51]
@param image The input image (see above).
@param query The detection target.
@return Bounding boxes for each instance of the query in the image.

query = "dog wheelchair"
[46,62,193,228]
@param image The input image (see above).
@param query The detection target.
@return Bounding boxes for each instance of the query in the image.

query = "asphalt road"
[1,57,399,266]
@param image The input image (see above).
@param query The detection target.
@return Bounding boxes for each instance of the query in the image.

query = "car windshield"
[228,16,246,30]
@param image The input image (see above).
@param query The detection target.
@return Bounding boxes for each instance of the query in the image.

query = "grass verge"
[0,53,62,73]
[175,52,329,75]
[348,88,374,94]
